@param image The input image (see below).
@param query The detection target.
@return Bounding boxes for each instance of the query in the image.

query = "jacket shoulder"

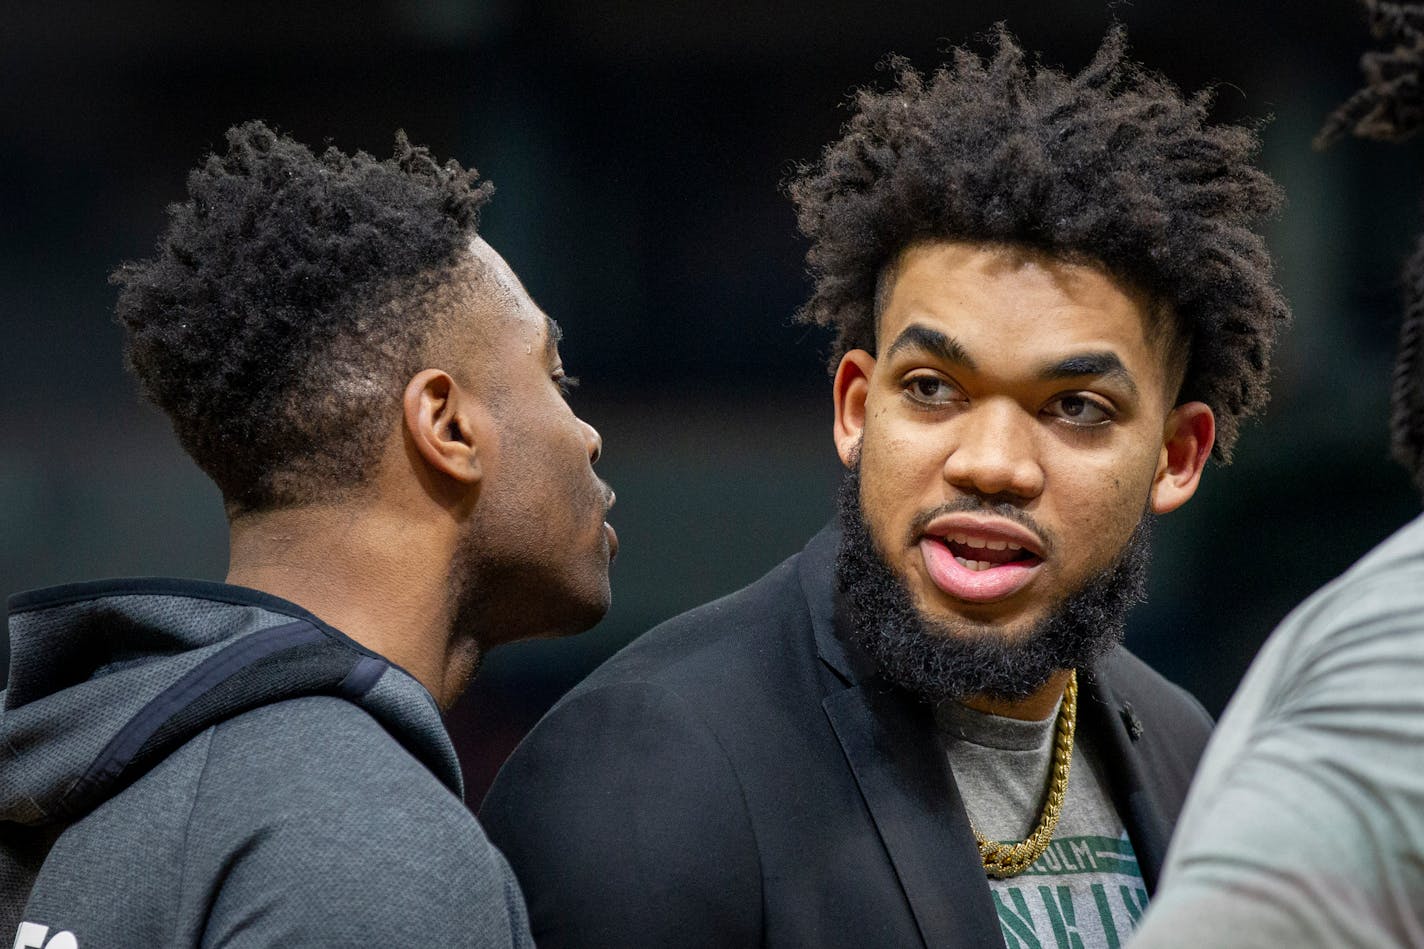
[481,680,762,948]
[189,697,531,947]
[1098,646,1213,736]
[24,696,532,948]
[476,549,823,948]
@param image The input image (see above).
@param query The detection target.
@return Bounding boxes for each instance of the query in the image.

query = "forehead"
[452,236,554,353]
[879,241,1159,367]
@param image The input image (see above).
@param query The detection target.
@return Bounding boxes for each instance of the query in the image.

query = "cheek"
[498,412,575,511]
[858,424,945,535]
[863,428,932,477]
[552,422,602,522]
[1049,445,1158,558]
[861,395,943,474]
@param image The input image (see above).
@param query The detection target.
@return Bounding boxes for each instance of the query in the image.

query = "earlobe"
[1150,401,1215,514]
[403,369,484,485]
[833,350,876,468]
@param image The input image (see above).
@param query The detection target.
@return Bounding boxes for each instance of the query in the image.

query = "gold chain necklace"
[971,669,1078,879]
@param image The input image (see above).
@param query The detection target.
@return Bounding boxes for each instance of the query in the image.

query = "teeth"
[943,532,1029,557]
[953,556,994,572]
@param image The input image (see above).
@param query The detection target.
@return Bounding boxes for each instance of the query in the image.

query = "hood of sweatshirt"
[0,578,463,828]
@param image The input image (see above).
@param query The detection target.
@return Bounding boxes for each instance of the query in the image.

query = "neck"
[225,502,479,709]
[959,668,1072,721]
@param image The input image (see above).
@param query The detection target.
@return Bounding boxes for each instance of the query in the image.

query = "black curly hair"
[112,120,494,514]
[1318,0,1424,495]
[789,24,1288,460]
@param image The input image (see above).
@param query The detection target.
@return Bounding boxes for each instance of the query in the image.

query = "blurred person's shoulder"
[1328,509,1424,597]
[1201,509,1424,757]
[1265,510,1424,672]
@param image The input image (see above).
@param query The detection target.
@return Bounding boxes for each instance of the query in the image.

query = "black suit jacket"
[481,526,1212,948]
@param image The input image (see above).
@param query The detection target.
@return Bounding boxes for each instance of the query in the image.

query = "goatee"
[834,466,1152,705]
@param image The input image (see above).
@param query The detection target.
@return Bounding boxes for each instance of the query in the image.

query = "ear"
[402,369,488,485]
[833,350,877,468]
[1150,401,1215,514]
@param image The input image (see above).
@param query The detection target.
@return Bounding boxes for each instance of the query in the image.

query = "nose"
[581,418,603,466]
[942,398,1045,501]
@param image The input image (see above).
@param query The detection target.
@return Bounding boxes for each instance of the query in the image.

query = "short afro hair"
[789,24,1288,460]
[113,120,493,514]
[1317,0,1424,494]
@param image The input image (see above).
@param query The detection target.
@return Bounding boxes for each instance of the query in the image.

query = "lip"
[603,521,619,563]
[917,514,1046,604]
[919,513,1046,558]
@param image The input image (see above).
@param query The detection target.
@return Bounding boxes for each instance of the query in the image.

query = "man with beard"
[1,122,615,947]
[481,24,1286,949]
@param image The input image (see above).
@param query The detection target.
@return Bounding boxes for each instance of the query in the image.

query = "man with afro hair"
[1,121,616,946]
[1135,3,1424,944]
[482,24,1285,949]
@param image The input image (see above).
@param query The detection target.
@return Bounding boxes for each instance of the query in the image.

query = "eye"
[553,369,580,399]
[903,374,962,406]
[1045,394,1113,426]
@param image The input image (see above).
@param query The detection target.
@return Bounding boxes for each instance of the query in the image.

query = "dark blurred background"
[3,0,1421,804]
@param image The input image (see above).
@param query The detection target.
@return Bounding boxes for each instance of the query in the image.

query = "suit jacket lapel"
[822,682,1003,948]
[1077,674,1171,894]
[800,526,1002,948]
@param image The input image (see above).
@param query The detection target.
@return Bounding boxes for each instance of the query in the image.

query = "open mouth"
[917,517,1047,604]
[939,534,1042,572]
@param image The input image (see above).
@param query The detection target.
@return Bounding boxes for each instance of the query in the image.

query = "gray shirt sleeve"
[183,697,533,948]
[1131,529,1424,949]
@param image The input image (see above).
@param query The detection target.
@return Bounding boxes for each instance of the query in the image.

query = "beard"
[834,466,1153,705]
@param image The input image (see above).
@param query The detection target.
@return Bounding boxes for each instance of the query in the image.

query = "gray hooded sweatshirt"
[0,579,534,948]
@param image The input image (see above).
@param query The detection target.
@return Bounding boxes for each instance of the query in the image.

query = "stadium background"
[3,0,1420,802]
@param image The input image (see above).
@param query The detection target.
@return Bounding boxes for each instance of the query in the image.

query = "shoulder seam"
[176,727,218,946]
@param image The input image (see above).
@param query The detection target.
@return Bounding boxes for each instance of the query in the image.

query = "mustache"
[904,496,1057,560]
[839,466,1152,703]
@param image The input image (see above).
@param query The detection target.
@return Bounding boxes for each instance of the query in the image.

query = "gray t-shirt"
[939,699,1147,949]
[1131,513,1424,948]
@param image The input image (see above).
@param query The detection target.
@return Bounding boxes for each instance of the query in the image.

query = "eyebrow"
[886,322,1140,399]
[1037,352,1139,399]
[544,316,563,362]
[884,323,975,367]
